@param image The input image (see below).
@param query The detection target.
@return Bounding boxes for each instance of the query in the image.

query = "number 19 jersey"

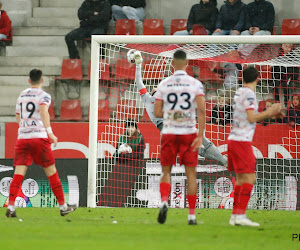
[16,88,51,139]
[155,70,205,135]
[228,87,258,142]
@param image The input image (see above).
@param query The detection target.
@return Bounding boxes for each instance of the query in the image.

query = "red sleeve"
[0,12,11,37]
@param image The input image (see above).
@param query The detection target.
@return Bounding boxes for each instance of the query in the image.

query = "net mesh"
[94,42,300,210]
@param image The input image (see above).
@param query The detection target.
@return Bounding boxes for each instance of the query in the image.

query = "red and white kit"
[156,70,205,166]
[228,87,258,173]
[14,88,54,167]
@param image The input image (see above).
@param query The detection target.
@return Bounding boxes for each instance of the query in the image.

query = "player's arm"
[154,100,163,118]
[191,95,205,151]
[40,105,58,147]
[247,103,282,123]
[16,114,20,124]
[135,55,147,95]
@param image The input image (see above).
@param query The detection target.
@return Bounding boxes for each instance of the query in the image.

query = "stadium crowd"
[1,0,299,128]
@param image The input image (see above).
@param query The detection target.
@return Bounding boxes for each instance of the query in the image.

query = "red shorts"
[14,138,55,168]
[227,140,256,173]
[160,133,198,167]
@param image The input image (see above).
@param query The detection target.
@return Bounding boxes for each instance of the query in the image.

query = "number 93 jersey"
[16,88,51,139]
[155,70,205,135]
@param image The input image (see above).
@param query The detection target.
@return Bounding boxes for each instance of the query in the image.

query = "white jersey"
[16,88,51,139]
[228,87,258,142]
[155,70,205,135]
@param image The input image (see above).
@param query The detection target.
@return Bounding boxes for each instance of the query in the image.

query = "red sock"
[232,185,241,214]
[160,182,171,203]
[48,172,65,206]
[9,174,24,206]
[239,183,253,214]
[187,195,197,215]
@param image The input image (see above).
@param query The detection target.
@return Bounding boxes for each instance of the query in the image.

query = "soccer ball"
[127,49,137,64]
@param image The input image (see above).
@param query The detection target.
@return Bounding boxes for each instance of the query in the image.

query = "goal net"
[88,35,300,210]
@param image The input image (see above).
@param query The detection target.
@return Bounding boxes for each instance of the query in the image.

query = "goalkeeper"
[130,50,227,166]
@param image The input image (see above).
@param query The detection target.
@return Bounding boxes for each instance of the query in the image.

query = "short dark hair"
[125,119,137,129]
[243,66,259,83]
[29,69,43,84]
[173,50,187,60]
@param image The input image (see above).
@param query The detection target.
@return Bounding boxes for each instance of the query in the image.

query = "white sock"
[60,203,68,211]
[7,205,15,211]
[236,214,246,219]
[161,201,168,208]
[188,214,196,221]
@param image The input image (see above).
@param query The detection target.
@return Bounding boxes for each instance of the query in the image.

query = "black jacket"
[245,0,275,32]
[110,0,146,8]
[186,0,218,33]
[216,0,246,32]
[286,105,300,124]
[211,104,232,126]
[78,0,111,29]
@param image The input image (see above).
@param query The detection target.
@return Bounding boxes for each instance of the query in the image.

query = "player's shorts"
[14,138,55,168]
[227,140,256,173]
[160,133,198,167]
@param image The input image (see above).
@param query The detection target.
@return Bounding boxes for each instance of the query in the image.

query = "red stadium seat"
[116,99,138,120]
[170,19,187,35]
[186,65,195,77]
[115,19,137,35]
[84,60,110,81]
[54,59,83,81]
[49,101,55,121]
[143,59,166,80]
[115,59,136,82]
[98,99,111,121]
[258,100,266,112]
[143,19,164,35]
[194,60,223,83]
[282,19,300,35]
[192,24,207,35]
[60,99,83,121]
[256,65,272,80]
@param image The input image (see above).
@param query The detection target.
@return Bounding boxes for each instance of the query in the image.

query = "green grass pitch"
[0,208,299,250]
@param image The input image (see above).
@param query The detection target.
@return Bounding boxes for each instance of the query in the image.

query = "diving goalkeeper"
[130,50,227,166]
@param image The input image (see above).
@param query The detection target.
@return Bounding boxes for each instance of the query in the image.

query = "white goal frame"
[88,35,300,208]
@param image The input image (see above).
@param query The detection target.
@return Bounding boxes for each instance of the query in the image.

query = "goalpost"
[88,35,300,209]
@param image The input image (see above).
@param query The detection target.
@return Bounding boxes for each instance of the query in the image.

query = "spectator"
[211,96,232,126]
[238,0,275,58]
[110,0,146,23]
[98,119,146,207]
[65,0,111,59]
[0,1,11,40]
[260,100,283,126]
[174,0,218,36]
[212,0,246,89]
[272,44,299,107]
[286,94,300,128]
[213,0,246,36]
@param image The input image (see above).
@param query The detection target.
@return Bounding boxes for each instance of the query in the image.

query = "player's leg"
[6,165,28,217]
[200,136,227,166]
[43,165,76,216]
[34,138,77,216]
[185,166,198,225]
[234,173,259,226]
[157,134,176,224]
[158,165,172,224]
